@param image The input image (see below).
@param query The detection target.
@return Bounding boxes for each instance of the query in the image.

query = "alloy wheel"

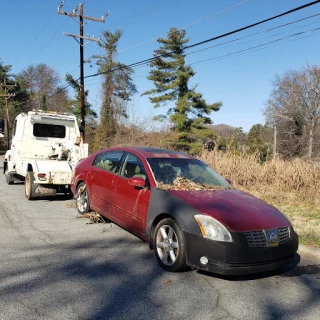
[156,225,179,266]
[77,188,88,213]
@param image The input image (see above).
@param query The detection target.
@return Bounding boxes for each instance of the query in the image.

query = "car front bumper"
[184,230,299,275]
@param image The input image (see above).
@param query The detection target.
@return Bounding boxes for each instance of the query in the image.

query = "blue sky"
[1,0,319,132]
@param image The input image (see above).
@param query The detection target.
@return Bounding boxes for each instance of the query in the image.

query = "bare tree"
[264,65,320,158]
[16,64,66,111]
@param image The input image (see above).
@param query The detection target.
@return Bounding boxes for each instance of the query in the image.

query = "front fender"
[145,188,202,242]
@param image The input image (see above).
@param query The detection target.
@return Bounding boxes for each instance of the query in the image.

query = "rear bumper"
[34,172,72,185]
[184,230,299,275]
[32,184,71,197]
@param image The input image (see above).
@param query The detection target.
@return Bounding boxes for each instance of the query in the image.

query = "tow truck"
[3,111,88,200]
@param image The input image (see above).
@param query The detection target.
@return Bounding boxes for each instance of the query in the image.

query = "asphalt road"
[0,161,319,320]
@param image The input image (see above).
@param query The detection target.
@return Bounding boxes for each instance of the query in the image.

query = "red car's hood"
[168,189,290,232]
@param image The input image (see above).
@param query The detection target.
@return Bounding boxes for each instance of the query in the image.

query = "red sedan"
[71,147,298,275]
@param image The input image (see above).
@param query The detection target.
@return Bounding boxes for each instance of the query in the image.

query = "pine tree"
[227,127,246,153]
[65,73,96,119]
[143,27,222,154]
[91,30,137,150]
[246,124,268,161]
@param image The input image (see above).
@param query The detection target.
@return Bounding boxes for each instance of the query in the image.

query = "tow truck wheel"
[5,166,14,185]
[25,172,36,200]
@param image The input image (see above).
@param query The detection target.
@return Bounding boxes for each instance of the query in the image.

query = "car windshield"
[147,158,230,189]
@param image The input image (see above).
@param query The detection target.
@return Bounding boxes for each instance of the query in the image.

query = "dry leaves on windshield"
[157,176,227,191]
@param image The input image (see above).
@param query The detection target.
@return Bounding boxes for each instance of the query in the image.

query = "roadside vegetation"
[200,150,320,247]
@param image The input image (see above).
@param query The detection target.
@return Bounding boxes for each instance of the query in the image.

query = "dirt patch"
[157,176,228,191]
[65,201,77,208]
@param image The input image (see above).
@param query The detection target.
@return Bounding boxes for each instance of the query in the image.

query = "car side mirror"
[225,178,232,185]
[128,177,146,188]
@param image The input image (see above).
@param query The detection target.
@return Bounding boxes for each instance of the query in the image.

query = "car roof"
[106,147,196,159]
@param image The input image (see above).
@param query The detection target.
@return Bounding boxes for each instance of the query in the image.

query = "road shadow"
[197,253,301,281]
[262,260,320,319]
[0,235,213,320]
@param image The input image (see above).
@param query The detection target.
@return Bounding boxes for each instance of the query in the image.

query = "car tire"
[25,171,36,200]
[5,166,14,185]
[153,218,188,272]
[76,182,91,214]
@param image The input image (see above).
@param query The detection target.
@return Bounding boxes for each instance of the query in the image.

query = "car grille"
[244,227,290,247]
[278,227,290,244]
[244,230,267,247]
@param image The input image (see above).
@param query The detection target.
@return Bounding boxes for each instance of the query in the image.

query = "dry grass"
[200,150,320,247]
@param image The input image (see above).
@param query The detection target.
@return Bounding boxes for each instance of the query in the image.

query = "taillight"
[38,173,46,181]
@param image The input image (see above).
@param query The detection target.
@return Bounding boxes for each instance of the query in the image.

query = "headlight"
[194,215,232,242]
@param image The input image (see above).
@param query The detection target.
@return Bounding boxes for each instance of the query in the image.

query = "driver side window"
[120,153,147,180]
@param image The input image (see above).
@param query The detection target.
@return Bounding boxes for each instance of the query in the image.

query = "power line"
[29,17,69,64]
[186,13,320,57]
[64,25,320,89]
[47,42,78,67]
[190,27,320,66]
[91,25,320,80]
[17,25,320,110]
[15,29,319,118]
[12,1,320,107]
[119,0,251,53]
[185,0,320,50]
[11,0,73,65]
[47,0,320,83]
[94,0,177,33]
[12,16,52,65]
[116,0,320,72]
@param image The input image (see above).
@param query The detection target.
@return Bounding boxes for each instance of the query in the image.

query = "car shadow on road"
[262,260,320,319]
[281,263,320,277]
[0,236,217,320]
[197,253,301,281]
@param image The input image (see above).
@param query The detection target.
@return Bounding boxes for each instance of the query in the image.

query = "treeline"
[1,27,320,160]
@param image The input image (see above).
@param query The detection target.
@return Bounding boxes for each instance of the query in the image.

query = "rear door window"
[93,151,124,173]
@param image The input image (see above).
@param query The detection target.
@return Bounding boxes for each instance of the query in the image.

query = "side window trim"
[117,152,128,177]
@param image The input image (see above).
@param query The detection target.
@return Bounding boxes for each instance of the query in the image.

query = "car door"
[109,153,151,236]
[89,150,124,216]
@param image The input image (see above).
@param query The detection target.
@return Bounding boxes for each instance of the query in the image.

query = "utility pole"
[273,125,277,159]
[57,1,108,139]
[0,79,16,149]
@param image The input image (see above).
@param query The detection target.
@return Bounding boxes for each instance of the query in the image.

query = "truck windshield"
[33,123,66,138]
